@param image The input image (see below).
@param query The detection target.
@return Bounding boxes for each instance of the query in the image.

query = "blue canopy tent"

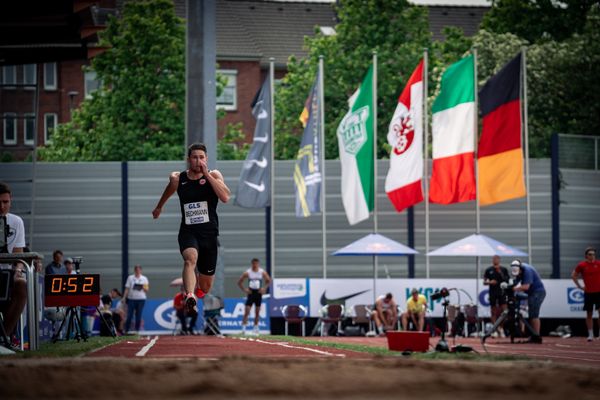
[333,233,418,305]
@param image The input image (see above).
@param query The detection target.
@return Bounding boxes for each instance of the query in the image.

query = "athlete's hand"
[152,207,162,219]
[245,288,251,294]
[259,288,267,295]
[199,159,209,175]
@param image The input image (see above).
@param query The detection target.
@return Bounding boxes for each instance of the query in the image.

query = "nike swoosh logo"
[244,181,265,192]
[181,181,188,185]
[244,157,268,169]
[254,135,268,143]
[257,109,268,119]
[320,289,371,306]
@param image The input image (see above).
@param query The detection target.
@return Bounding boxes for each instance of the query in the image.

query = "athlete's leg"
[197,273,214,294]
[181,248,198,295]
[254,303,261,326]
[242,305,251,325]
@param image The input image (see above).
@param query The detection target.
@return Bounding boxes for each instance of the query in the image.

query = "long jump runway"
[87,335,367,359]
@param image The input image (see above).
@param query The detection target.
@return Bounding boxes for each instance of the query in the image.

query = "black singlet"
[177,170,219,236]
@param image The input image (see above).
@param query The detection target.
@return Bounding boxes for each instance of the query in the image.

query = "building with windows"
[1,0,489,160]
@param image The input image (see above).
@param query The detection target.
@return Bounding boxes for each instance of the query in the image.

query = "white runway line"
[236,336,346,358]
[136,335,159,357]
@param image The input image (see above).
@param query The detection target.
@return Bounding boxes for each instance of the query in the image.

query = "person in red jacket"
[572,247,600,341]
[173,287,198,335]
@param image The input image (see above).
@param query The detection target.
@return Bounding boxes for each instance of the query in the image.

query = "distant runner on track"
[152,143,230,316]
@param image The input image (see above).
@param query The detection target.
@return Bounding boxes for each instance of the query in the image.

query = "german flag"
[478,53,526,206]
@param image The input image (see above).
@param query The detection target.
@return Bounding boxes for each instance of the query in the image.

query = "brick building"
[1,0,489,160]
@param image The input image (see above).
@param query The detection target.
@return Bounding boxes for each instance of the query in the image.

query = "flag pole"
[473,48,481,309]
[269,57,275,279]
[319,55,327,278]
[423,48,430,279]
[522,47,532,265]
[373,50,378,304]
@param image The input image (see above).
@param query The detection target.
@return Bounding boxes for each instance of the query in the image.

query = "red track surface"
[88,335,367,359]
[311,336,600,366]
[88,335,600,366]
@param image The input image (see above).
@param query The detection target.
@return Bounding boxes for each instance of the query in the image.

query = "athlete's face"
[251,261,259,271]
[0,193,11,216]
[188,150,207,172]
[586,250,596,262]
[492,256,500,266]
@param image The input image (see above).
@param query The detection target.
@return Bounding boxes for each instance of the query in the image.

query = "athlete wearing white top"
[0,182,28,342]
[238,258,271,334]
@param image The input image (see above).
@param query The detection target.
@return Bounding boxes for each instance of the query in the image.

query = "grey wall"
[1,159,597,298]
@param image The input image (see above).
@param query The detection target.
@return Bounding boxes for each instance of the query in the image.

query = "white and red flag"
[384,60,424,212]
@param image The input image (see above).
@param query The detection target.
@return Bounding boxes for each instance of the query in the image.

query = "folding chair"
[319,304,344,336]
[202,295,223,336]
[349,304,373,335]
[463,304,479,337]
[282,305,307,336]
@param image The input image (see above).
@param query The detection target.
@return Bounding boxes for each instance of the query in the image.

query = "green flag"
[336,65,374,225]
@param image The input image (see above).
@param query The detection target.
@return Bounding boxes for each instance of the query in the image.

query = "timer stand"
[52,306,87,343]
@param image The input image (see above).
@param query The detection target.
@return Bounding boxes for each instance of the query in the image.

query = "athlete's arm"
[205,169,231,203]
[237,272,250,294]
[260,270,272,294]
[152,172,180,219]
[571,267,584,290]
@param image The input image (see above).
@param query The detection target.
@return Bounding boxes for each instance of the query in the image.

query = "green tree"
[40,0,185,161]
[481,0,597,43]
[275,0,431,160]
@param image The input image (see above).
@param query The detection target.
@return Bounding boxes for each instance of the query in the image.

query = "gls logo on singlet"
[184,201,209,225]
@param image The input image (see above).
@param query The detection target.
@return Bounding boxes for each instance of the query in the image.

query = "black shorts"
[584,291,600,312]
[489,292,507,307]
[245,290,262,307]
[178,227,218,276]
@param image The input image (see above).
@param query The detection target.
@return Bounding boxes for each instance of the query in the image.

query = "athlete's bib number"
[184,201,209,225]
[249,279,261,290]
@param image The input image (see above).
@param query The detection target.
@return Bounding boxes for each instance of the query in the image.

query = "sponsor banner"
[121,297,270,335]
[270,278,309,317]
[307,279,587,319]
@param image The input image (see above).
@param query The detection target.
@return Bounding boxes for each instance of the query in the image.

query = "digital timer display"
[44,274,101,307]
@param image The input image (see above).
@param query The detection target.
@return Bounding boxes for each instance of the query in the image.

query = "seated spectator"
[373,293,398,335]
[108,288,125,334]
[45,250,66,275]
[173,286,198,335]
[402,288,428,332]
[99,294,118,336]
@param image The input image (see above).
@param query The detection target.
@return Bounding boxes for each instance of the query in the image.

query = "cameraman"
[0,182,27,350]
[509,259,546,343]
[483,255,509,336]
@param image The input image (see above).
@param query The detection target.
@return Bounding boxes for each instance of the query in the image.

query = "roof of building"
[428,6,488,40]
[0,0,116,65]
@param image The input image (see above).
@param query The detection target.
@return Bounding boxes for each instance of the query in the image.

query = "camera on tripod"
[72,257,83,273]
[430,287,450,301]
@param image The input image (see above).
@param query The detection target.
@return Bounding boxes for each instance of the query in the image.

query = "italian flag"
[336,65,374,225]
[430,55,476,204]
[385,60,424,212]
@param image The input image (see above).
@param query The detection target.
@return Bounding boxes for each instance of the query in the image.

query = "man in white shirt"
[122,264,149,334]
[0,182,27,348]
[237,258,271,335]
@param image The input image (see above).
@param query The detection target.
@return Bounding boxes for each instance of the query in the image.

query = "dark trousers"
[176,310,198,332]
[125,299,145,332]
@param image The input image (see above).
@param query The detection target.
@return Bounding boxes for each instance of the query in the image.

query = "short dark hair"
[385,292,393,300]
[585,247,596,255]
[251,258,260,263]
[0,182,11,196]
[187,143,207,157]
[53,249,63,258]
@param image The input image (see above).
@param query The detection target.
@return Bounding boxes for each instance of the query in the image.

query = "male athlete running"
[152,143,230,315]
